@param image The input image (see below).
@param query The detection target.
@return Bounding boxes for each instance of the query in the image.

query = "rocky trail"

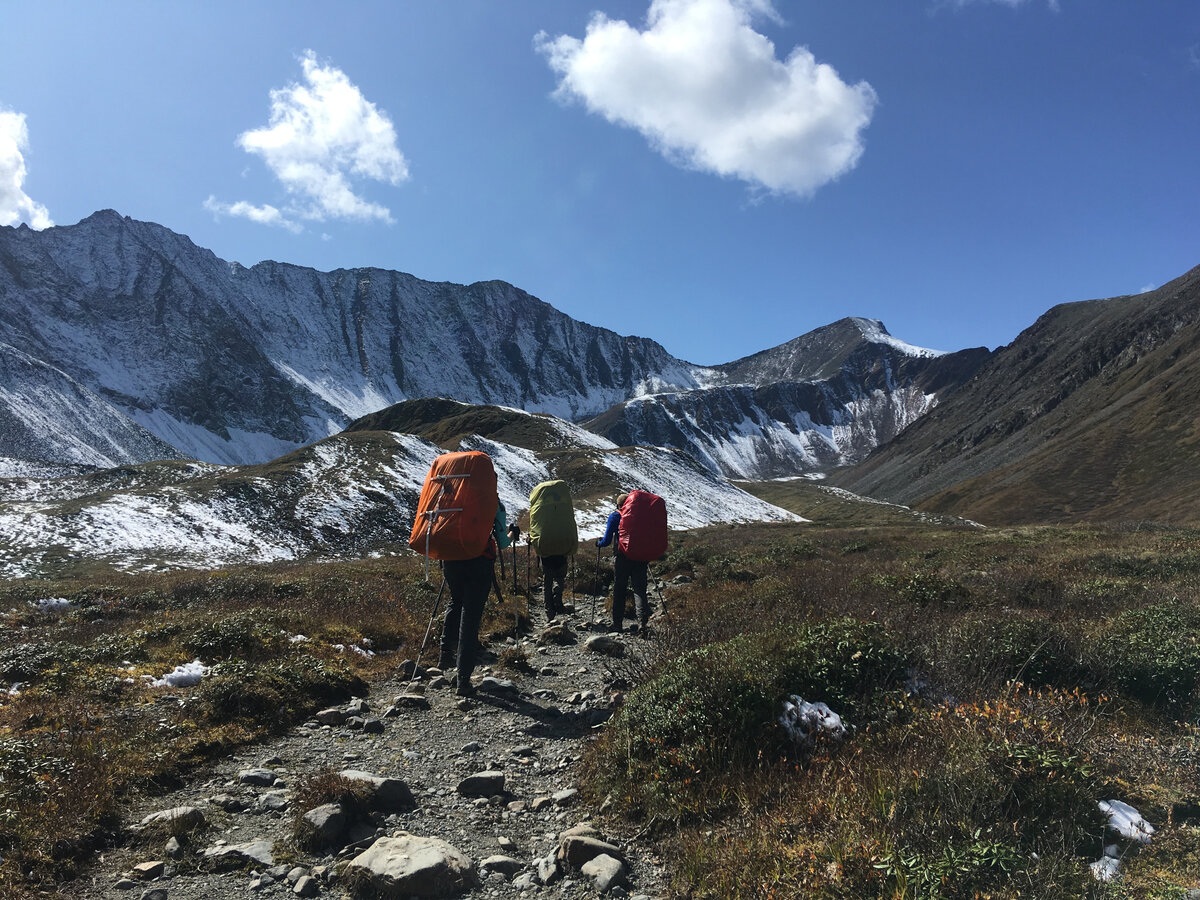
[68,587,673,900]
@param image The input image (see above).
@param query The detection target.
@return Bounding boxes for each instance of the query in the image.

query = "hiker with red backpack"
[597,490,667,637]
[409,451,504,697]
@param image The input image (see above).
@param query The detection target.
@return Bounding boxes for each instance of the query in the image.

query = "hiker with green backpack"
[597,490,667,637]
[527,480,578,621]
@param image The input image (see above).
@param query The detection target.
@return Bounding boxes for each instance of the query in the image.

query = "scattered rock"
[258,791,290,812]
[344,834,478,898]
[132,860,164,879]
[539,624,576,645]
[164,836,184,859]
[203,839,275,869]
[209,793,247,812]
[553,788,579,806]
[300,804,348,849]
[140,806,206,831]
[339,770,416,812]
[139,890,168,900]
[536,853,562,886]
[294,873,320,896]
[361,718,385,734]
[581,853,628,892]
[392,693,432,710]
[315,708,348,726]
[480,855,523,876]
[558,834,624,868]
[584,635,625,657]
[456,770,505,797]
[238,768,278,787]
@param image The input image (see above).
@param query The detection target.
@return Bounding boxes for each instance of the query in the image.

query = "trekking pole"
[526,542,531,593]
[513,540,519,592]
[591,543,600,622]
[410,573,448,690]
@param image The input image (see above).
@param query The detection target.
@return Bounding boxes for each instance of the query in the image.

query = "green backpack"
[528,480,578,558]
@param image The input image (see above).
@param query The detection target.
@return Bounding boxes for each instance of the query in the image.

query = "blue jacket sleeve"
[597,511,621,548]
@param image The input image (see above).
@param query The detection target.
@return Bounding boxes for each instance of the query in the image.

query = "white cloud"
[207,50,408,230]
[0,110,53,229]
[1139,283,1156,294]
[203,196,302,233]
[937,0,1061,11]
[535,0,877,198]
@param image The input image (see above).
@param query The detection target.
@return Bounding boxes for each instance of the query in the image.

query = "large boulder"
[140,806,206,831]
[344,834,478,898]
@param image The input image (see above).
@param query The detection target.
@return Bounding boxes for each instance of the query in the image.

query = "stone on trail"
[581,854,629,893]
[238,768,278,787]
[584,635,625,657]
[552,788,579,806]
[132,860,164,879]
[558,833,624,869]
[300,803,348,848]
[344,834,478,898]
[456,770,505,797]
[140,805,206,831]
[479,675,519,694]
[392,693,432,710]
[538,623,576,645]
[294,874,320,897]
[139,889,168,900]
[258,790,290,812]
[480,855,523,876]
[339,770,416,812]
[315,707,349,726]
[536,853,563,886]
[203,838,275,869]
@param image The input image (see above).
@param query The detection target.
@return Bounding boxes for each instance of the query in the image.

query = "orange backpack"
[409,451,499,562]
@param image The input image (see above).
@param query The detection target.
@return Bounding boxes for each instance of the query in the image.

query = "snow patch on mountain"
[850,318,945,358]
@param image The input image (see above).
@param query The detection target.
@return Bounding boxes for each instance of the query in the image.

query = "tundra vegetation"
[1,520,1198,898]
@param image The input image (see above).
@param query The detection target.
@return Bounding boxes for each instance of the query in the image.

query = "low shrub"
[1090,601,1200,716]
[591,618,909,820]
[942,616,1082,692]
[196,654,365,724]
[179,610,284,661]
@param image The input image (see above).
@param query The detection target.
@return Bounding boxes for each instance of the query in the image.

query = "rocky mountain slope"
[832,263,1200,524]
[0,401,798,578]
[586,319,990,479]
[0,213,981,475]
[0,211,709,465]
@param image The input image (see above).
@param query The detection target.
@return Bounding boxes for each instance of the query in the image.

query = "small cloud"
[936,0,1061,10]
[203,196,302,232]
[206,50,409,230]
[535,0,877,199]
[1188,43,1200,70]
[0,109,53,229]
[1139,283,1156,294]
[320,232,332,241]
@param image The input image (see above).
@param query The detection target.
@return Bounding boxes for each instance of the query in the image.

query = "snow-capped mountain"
[0,401,800,578]
[0,211,710,466]
[0,211,983,473]
[585,319,991,479]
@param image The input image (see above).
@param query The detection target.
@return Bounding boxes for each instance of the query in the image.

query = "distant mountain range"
[0,211,984,475]
[833,264,1200,525]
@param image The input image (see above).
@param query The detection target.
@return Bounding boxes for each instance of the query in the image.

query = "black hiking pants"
[540,554,568,618]
[613,550,649,631]
[441,555,493,684]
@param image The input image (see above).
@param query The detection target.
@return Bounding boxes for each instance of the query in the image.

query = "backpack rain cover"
[528,479,578,558]
[617,490,667,562]
[409,451,499,561]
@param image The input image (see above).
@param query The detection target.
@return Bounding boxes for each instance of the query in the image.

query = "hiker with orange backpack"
[409,451,504,697]
[596,490,667,637]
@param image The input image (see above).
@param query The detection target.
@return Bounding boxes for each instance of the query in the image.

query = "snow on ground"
[148,660,210,688]
[587,446,803,539]
[0,458,91,480]
[0,427,803,576]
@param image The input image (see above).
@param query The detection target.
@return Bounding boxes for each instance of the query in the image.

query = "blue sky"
[1,0,1197,365]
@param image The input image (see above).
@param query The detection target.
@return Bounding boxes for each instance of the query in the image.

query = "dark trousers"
[613,550,649,630]
[441,555,493,683]
[541,555,568,617]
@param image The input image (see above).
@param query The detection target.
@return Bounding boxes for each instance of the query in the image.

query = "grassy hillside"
[833,263,1200,526]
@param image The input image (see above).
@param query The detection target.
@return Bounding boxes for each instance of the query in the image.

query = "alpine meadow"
[1,2,1198,900]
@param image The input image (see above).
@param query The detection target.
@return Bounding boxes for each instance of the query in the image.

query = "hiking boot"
[438,650,456,670]
[456,679,476,698]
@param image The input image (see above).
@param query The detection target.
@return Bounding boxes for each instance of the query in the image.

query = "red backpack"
[409,451,499,561]
[617,490,667,562]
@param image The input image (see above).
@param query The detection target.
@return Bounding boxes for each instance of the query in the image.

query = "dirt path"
[69,597,668,900]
